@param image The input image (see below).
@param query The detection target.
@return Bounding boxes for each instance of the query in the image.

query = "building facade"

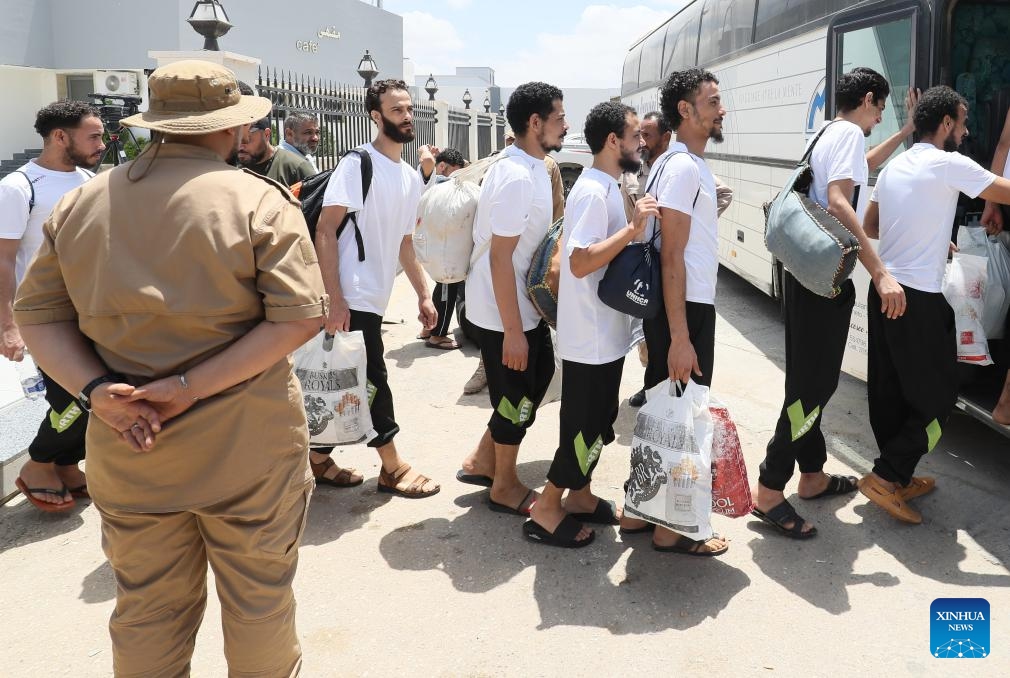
[0,0,403,162]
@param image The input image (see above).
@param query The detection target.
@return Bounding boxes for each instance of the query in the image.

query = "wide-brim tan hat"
[121,60,271,135]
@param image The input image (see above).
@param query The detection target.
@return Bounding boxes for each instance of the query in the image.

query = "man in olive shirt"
[239,116,316,186]
[15,61,326,676]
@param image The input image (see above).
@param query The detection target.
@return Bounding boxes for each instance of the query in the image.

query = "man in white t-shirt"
[523,102,658,548]
[754,68,920,540]
[860,85,1010,524]
[612,68,730,555]
[0,100,103,511]
[456,82,568,517]
[314,79,440,498]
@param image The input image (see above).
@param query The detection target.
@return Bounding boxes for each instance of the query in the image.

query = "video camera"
[88,93,143,128]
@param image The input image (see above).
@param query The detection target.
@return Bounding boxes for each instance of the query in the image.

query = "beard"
[227,133,242,167]
[943,128,960,152]
[618,147,642,174]
[381,113,415,143]
[65,139,101,168]
[538,128,565,154]
[709,122,724,143]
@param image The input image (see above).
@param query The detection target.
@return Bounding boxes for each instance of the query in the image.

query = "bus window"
[755,0,861,43]
[838,16,914,171]
[698,0,756,64]
[639,29,667,89]
[622,46,642,97]
[662,6,701,74]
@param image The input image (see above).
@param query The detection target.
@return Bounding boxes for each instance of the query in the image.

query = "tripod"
[95,122,142,170]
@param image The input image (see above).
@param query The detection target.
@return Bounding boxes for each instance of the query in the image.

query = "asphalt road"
[1,268,1007,677]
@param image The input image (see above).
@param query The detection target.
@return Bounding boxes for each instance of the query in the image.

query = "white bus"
[621,0,1010,432]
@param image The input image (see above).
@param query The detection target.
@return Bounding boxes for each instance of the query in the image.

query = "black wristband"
[77,374,122,412]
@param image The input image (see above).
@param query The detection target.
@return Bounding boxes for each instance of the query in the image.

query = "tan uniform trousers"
[96,461,313,678]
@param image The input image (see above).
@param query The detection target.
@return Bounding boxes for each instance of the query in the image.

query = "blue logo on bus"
[806,77,827,134]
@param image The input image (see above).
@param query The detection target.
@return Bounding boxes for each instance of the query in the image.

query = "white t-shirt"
[807,120,869,217]
[557,168,633,364]
[322,143,422,315]
[871,143,996,292]
[0,161,92,285]
[649,142,719,305]
[464,144,553,332]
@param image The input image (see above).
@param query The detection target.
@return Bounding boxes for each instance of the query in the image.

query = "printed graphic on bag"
[627,444,668,505]
[335,392,361,416]
[304,395,335,435]
[670,457,700,488]
[296,367,359,392]
[633,414,700,454]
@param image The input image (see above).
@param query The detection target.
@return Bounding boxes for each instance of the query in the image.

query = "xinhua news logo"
[931,598,989,658]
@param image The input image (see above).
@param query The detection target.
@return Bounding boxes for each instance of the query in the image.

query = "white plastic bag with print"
[293,331,376,446]
[957,225,1010,339]
[623,379,714,540]
[942,253,993,366]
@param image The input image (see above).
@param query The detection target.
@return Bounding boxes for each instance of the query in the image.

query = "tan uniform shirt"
[544,155,565,223]
[14,143,327,512]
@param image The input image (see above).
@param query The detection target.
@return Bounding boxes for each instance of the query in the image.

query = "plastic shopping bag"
[293,331,375,446]
[624,379,713,540]
[709,399,756,518]
[957,225,1010,339]
[942,253,993,365]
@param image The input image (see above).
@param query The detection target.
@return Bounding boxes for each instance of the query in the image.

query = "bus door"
[825,1,929,381]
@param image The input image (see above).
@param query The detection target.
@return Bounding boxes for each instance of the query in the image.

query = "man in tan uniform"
[15,61,326,677]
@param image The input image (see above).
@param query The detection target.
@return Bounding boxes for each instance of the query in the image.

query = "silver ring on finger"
[131,423,142,431]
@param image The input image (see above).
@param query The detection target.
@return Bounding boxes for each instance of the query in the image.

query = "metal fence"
[256,67,436,169]
[496,115,506,149]
[477,113,493,160]
[448,108,471,161]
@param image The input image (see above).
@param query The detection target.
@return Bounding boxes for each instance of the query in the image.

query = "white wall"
[0,66,58,163]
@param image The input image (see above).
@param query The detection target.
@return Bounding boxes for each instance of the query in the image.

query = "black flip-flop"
[523,515,595,548]
[569,498,620,525]
[456,469,493,487]
[751,500,818,539]
[488,489,535,516]
[653,533,729,557]
[800,474,858,500]
[619,522,656,536]
[68,484,90,500]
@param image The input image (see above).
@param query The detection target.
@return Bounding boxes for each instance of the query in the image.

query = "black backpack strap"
[13,170,35,213]
[645,150,701,244]
[335,148,372,262]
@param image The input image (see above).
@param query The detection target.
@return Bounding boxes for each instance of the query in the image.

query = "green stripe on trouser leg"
[497,396,533,426]
[366,381,377,407]
[49,403,83,434]
[574,432,603,476]
[786,399,820,442]
[926,419,942,452]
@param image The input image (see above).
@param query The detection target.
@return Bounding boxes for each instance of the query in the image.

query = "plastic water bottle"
[15,350,46,400]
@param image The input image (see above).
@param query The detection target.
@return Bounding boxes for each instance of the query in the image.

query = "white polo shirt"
[871,143,996,292]
[557,168,633,364]
[465,144,553,332]
[807,119,869,218]
[649,142,719,305]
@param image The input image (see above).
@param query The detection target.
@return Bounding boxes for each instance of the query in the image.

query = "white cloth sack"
[293,331,376,446]
[414,155,502,283]
[943,253,993,365]
[623,379,714,540]
[957,225,1010,339]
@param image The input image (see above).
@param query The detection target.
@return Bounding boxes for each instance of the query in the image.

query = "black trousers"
[431,281,462,337]
[28,370,88,465]
[477,321,555,445]
[548,357,624,490]
[643,297,716,389]
[315,310,398,453]
[759,272,855,491]
[868,284,957,486]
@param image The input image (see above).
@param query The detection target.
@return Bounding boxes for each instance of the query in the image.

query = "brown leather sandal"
[378,463,440,498]
[311,457,364,488]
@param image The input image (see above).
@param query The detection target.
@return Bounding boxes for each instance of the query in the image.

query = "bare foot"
[19,460,71,505]
[489,481,538,513]
[755,482,814,535]
[993,379,1010,425]
[55,465,87,492]
[562,486,603,515]
[530,500,592,542]
[796,471,831,498]
[653,526,728,553]
[460,431,495,479]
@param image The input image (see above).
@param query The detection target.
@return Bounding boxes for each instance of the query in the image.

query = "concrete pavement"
[1,270,1008,677]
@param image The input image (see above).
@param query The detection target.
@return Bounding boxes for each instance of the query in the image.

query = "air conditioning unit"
[93,70,140,96]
